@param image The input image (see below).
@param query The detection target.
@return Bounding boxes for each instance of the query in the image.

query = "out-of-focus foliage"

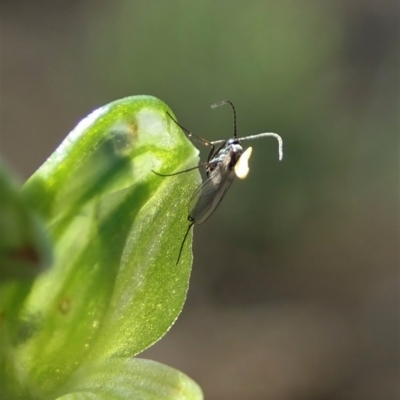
[0,160,51,281]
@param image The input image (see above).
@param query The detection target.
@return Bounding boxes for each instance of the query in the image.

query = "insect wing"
[188,163,236,225]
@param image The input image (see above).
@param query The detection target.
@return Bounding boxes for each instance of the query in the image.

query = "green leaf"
[55,357,203,400]
[2,96,201,398]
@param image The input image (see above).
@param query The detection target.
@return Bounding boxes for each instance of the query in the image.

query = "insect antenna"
[176,221,194,265]
[239,132,284,161]
[211,100,237,138]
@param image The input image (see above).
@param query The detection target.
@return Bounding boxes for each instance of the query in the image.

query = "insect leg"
[152,161,216,177]
[166,111,216,154]
[207,139,228,162]
[176,219,195,265]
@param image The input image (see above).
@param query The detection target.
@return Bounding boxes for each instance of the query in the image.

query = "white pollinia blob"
[234,146,253,179]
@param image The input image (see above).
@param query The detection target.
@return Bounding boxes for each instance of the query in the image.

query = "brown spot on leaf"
[110,120,138,155]
[59,298,71,314]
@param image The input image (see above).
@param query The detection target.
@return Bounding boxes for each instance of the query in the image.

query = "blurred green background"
[1,1,398,399]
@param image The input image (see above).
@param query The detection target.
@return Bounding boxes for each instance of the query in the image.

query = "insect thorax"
[207,141,243,176]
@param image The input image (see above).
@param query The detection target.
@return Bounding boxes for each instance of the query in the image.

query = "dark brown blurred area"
[1,1,399,399]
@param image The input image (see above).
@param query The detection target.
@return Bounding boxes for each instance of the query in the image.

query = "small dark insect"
[154,100,283,264]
